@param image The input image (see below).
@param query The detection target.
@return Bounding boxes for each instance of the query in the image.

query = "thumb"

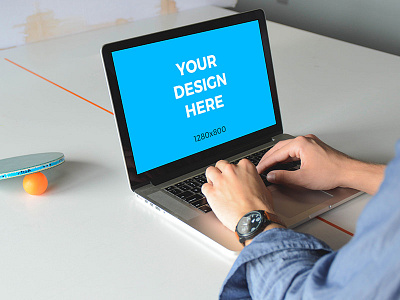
[267,170,303,186]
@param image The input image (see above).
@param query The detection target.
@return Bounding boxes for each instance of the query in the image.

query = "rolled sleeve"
[220,229,333,300]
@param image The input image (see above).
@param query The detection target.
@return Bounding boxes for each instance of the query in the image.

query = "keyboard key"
[260,174,272,186]
[185,194,204,204]
[166,188,182,195]
[184,178,195,184]
[199,204,212,213]
[191,187,202,194]
[253,154,263,160]
[264,161,300,173]
[194,174,206,180]
[178,184,191,191]
[186,181,199,189]
[248,158,259,165]
[194,177,207,184]
[176,191,194,200]
[191,198,208,208]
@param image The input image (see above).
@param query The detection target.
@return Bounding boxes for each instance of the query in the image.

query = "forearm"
[340,159,385,195]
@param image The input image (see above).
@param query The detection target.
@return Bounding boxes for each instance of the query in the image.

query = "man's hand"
[202,159,275,232]
[257,134,385,195]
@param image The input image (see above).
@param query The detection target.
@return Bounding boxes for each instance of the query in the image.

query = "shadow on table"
[44,159,113,194]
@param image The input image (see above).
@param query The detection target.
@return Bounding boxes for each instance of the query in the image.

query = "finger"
[201,182,213,197]
[260,155,296,168]
[238,158,257,172]
[267,169,304,186]
[205,166,221,184]
[256,141,299,174]
[257,140,293,171]
[237,158,251,165]
[265,135,313,160]
[264,139,292,158]
[215,160,230,172]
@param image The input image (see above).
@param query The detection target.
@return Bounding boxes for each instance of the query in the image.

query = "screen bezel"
[102,9,283,189]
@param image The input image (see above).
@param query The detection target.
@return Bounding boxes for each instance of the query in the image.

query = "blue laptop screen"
[112,20,276,174]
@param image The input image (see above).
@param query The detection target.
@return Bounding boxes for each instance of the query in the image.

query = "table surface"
[1,6,399,299]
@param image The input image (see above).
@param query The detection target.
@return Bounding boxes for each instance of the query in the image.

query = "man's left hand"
[202,159,275,232]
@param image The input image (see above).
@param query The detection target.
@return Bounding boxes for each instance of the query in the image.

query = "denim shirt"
[220,141,400,299]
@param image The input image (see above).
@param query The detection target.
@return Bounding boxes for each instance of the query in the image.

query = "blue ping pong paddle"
[0,152,65,194]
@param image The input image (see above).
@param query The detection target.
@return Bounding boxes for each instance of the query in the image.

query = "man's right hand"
[256,134,385,195]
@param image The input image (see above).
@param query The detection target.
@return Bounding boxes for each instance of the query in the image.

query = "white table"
[1,6,399,299]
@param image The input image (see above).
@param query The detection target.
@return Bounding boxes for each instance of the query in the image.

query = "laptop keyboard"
[163,147,300,213]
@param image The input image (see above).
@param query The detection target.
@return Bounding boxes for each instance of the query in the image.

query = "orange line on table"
[2,55,357,239]
[316,216,354,237]
[4,58,113,115]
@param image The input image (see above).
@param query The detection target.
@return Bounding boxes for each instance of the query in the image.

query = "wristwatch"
[235,210,285,246]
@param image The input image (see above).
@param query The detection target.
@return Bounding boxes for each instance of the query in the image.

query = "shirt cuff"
[220,228,332,299]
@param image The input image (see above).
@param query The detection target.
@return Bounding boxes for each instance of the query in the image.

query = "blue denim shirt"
[220,141,400,299]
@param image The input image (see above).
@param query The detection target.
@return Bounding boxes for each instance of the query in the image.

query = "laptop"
[102,9,361,253]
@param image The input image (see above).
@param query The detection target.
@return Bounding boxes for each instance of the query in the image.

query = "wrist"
[340,158,385,195]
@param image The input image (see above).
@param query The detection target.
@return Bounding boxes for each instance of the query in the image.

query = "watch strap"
[263,211,285,227]
[236,210,286,246]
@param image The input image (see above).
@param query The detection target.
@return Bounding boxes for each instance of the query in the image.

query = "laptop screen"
[111,20,276,174]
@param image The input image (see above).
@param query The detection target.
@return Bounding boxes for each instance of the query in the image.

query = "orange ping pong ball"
[23,172,48,195]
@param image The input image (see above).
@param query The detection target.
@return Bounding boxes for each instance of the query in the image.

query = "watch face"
[237,211,263,236]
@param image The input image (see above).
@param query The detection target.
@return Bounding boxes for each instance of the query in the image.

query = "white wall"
[1,0,236,49]
[234,0,400,56]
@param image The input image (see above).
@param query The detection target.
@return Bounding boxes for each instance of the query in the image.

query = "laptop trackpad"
[270,185,332,218]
